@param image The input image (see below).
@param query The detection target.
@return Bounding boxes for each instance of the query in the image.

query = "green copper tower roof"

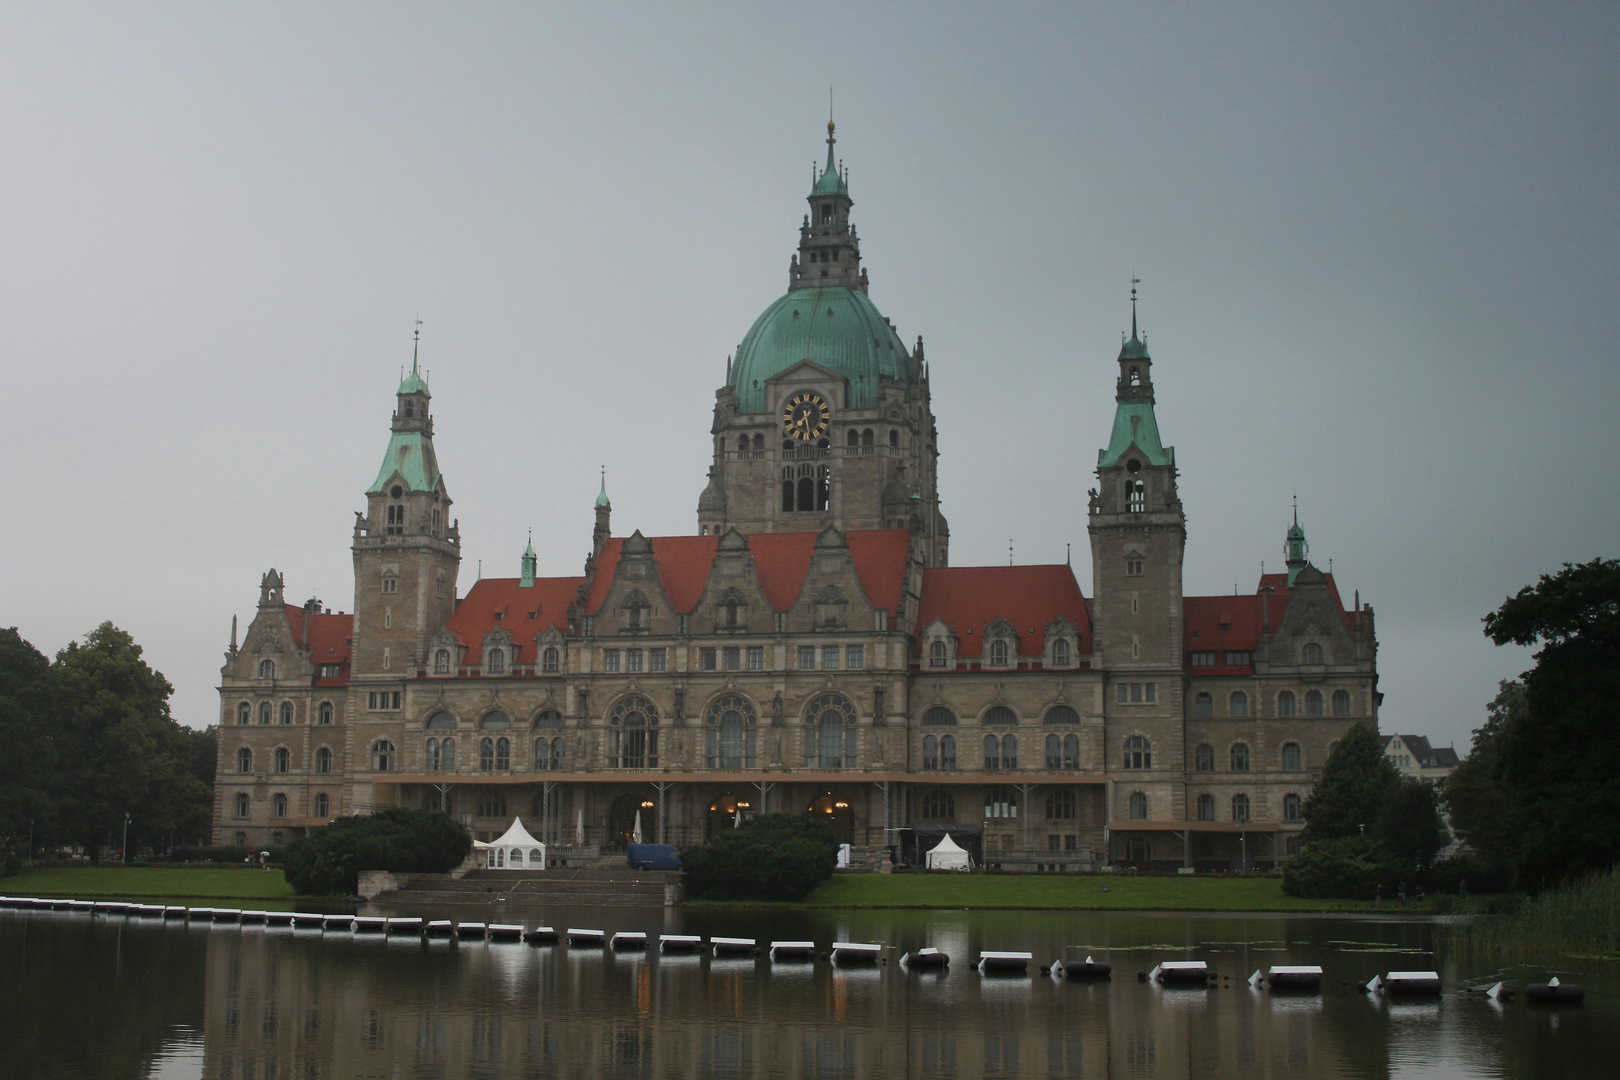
[367,431,441,494]
[1098,328,1173,468]
[1285,502,1310,585]
[729,286,909,413]
[811,121,847,196]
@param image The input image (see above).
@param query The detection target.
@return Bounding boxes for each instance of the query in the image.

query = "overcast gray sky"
[3,4,1615,753]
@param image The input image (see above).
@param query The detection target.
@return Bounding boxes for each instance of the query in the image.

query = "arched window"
[989,640,1010,666]
[1044,705,1079,725]
[1230,742,1251,772]
[478,790,507,818]
[272,792,287,818]
[921,706,956,726]
[279,701,293,725]
[1194,743,1214,771]
[983,705,1017,725]
[1196,793,1215,821]
[610,695,660,769]
[1283,793,1302,822]
[1305,690,1324,717]
[846,429,859,448]
[259,701,272,725]
[1123,736,1151,770]
[1281,743,1302,771]
[889,429,899,448]
[1232,794,1251,823]
[706,693,753,770]
[542,647,560,674]
[753,433,764,452]
[480,738,494,770]
[1063,733,1079,768]
[1230,691,1249,718]
[1194,692,1213,718]
[1302,642,1324,665]
[1052,638,1071,666]
[781,469,795,513]
[258,659,275,679]
[985,788,1017,819]
[536,737,564,771]
[922,734,939,769]
[797,476,814,512]
[318,701,333,725]
[495,737,510,770]
[236,747,253,774]
[1332,689,1351,717]
[928,641,948,668]
[487,648,505,674]
[371,740,395,772]
[273,747,290,773]
[1127,480,1146,513]
[480,711,512,729]
[983,734,1000,769]
[441,738,455,770]
[534,709,564,729]
[234,830,247,846]
[940,734,957,769]
[1128,791,1148,820]
[236,702,250,725]
[1277,691,1297,717]
[1044,733,1059,768]
[918,790,955,821]
[1000,734,1018,769]
[862,428,874,448]
[804,693,855,769]
[434,650,450,674]
[314,746,331,774]
[426,710,456,730]
[314,793,329,818]
[1047,789,1077,819]
[234,792,249,818]
[425,738,440,771]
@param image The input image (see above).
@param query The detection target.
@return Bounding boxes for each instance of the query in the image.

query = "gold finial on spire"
[412,317,423,375]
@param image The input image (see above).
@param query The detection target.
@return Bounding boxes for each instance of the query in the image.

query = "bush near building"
[681,813,838,902]
[280,808,471,896]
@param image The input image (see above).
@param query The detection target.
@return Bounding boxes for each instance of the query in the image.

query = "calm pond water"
[1,901,1614,1079]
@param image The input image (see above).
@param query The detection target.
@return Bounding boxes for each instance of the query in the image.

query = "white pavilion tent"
[475,817,547,871]
[925,833,971,871]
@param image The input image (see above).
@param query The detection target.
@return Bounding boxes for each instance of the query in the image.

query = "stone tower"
[350,340,461,679]
[697,123,949,565]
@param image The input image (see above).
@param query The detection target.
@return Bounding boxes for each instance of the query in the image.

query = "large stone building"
[215,124,1379,871]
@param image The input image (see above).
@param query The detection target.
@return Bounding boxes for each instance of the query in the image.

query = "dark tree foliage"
[1440,681,1522,883]
[280,808,472,896]
[1482,559,1620,890]
[1376,777,1446,872]
[0,628,57,860]
[1300,722,1401,844]
[681,813,838,902]
[1282,835,1409,899]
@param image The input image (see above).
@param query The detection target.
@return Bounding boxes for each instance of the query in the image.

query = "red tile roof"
[914,565,1090,658]
[282,605,353,685]
[447,576,584,666]
[1182,572,1357,673]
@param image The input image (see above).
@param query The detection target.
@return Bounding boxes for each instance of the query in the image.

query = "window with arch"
[487,648,505,675]
[889,429,899,447]
[1302,642,1324,665]
[922,734,939,769]
[1305,690,1324,717]
[1232,794,1251,822]
[846,429,859,449]
[1194,691,1213,718]
[780,467,795,513]
[236,702,250,725]
[1052,638,1071,666]
[233,792,249,818]
[1127,479,1146,513]
[921,706,956,726]
[928,641,948,668]
[371,740,395,771]
[1044,705,1080,726]
[272,792,287,818]
[318,701,333,725]
[753,433,764,452]
[610,695,660,769]
[983,705,1018,725]
[804,693,856,769]
[479,737,500,771]
[1128,791,1148,820]
[259,701,272,725]
[1277,691,1297,717]
[236,747,253,774]
[434,649,450,674]
[1045,733,1080,769]
[480,711,512,730]
[1230,742,1251,772]
[985,788,1018,819]
[1229,691,1249,718]
[425,737,441,771]
[1194,743,1214,771]
[1196,793,1215,821]
[279,701,293,725]
[440,738,455,770]
[535,737,564,771]
[988,639,1010,666]
[1047,789,1077,819]
[1283,793,1302,822]
[477,790,507,818]
[1123,736,1152,770]
[496,738,511,769]
[273,746,290,773]
[542,647,560,674]
[1332,689,1351,717]
[982,734,1016,769]
[861,428,874,447]
[533,709,564,729]
[258,659,275,679]
[314,793,330,818]
[921,733,957,769]
[920,789,955,820]
[704,693,757,770]
[426,710,456,731]
[314,746,331,774]
[1282,743,1302,772]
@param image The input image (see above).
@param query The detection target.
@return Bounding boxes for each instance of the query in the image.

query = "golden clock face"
[782,392,831,441]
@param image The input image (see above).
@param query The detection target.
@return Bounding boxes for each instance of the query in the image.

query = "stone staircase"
[371,868,681,907]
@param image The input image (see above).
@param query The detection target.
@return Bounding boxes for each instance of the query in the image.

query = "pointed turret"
[1098,287,1171,469]
[790,121,864,293]
[521,533,537,588]
[1285,502,1311,586]
[593,469,612,557]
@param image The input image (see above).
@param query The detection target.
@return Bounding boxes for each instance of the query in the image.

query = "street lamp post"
[122,813,131,865]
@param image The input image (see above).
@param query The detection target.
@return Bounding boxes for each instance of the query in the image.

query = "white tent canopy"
[925,832,971,870]
[474,817,547,871]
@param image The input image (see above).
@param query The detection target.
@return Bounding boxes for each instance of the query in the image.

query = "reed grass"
[1450,865,1620,956]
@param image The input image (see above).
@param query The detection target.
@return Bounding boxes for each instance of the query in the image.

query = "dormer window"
[1052,638,1071,666]
[487,648,504,674]
[929,641,947,668]
[434,649,450,674]
[989,639,1010,666]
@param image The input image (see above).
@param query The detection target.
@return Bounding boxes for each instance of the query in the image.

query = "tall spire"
[520,529,537,588]
[1130,273,1140,340]
[1285,498,1311,586]
[596,466,611,509]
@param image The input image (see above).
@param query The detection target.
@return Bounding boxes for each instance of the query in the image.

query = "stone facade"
[215,132,1379,872]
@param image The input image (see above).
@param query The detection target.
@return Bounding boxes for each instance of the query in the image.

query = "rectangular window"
[626,649,643,673]
[1225,650,1252,667]
[798,645,817,669]
[823,646,840,670]
[648,648,667,672]
[1189,651,1216,667]
[382,577,397,593]
[723,647,741,671]
[1130,683,1143,703]
[747,646,765,671]
[1126,560,1143,576]
[368,692,377,710]
[602,649,620,673]
[1064,835,1078,851]
[846,645,865,669]
[368,691,400,711]
[1144,682,1157,703]
[700,647,717,671]
[1048,835,1062,851]
[1117,682,1158,704]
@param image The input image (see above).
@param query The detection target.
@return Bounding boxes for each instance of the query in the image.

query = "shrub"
[280,809,471,896]
[682,813,838,902]
[1282,835,1408,899]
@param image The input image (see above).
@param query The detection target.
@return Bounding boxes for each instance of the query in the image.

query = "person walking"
[1397,881,1407,906]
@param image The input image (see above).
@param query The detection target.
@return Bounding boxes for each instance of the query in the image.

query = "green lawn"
[4,866,300,902]
[694,873,1440,912]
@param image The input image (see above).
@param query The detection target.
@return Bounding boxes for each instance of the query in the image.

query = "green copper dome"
[728,286,910,414]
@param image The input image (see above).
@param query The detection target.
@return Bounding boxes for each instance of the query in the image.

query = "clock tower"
[696,123,949,565]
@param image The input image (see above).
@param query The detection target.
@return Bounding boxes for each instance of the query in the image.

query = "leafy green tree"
[1441,681,1522,880]
[1301,721,1400,843]
[681,813,838,901]
[281,808,473,896]
[1282,834,1407,899]
[0,628,56,861]
[1377,777,1446,873]
[1484,558,1620,890]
